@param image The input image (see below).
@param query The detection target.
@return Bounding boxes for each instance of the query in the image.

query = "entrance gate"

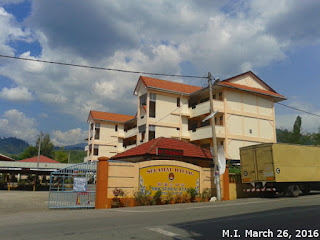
[48,161,97,209]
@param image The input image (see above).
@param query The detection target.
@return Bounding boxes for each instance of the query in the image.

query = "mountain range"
[0,137,86,155]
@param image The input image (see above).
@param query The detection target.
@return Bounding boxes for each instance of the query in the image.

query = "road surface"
[1,192,320,240]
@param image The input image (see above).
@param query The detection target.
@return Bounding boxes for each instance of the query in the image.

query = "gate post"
[222,167,230,200]
[95,157,109,209]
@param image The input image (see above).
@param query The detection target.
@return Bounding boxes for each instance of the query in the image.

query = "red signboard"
[156,148,184,156]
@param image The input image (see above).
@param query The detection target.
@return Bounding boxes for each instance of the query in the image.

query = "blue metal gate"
[48,161,97,209]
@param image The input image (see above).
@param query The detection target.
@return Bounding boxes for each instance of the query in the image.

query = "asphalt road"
[1,193,320,240]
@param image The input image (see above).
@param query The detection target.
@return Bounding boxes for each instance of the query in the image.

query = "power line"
[0,54,207,79]
[276,102,320,118]
[1,55,318,118]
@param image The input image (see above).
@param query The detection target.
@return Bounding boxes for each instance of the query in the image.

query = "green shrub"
[153,190,162,205]
[201,188,211,202]
[187,187,198,201]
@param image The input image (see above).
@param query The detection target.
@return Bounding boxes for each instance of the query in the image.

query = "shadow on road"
[169,205,320,240]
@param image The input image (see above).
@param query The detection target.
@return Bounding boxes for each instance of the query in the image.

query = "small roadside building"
[111,137,214,168]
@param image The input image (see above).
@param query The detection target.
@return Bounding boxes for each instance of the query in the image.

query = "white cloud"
[0,7,32,55]
[51,128,88,146]
[1,1,320,125]
[0,109,38,143]
[0,86,34,101]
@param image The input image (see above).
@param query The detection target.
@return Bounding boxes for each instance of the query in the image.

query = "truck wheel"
[287,184,300,197]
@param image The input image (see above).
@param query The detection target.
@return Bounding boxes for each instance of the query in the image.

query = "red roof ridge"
[146,137,164,154]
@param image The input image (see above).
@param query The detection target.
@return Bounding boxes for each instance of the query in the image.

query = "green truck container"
[240,143,320,197]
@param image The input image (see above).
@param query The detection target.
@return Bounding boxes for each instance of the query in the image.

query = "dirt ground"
[0,191,49,214]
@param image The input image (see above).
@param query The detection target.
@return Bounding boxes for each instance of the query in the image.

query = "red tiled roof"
[218,82,287,99]
[111,137,212,160]
[89,110,135,123]
[18,155,60,163]
[136,76,202,95]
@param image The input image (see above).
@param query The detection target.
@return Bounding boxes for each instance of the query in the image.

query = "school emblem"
[168,172,175,181]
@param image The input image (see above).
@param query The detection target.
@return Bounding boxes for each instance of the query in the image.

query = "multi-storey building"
[85,71,286,162]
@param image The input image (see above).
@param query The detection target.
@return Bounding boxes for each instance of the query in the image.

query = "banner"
[73,177,87,192]
[139,165,200,195]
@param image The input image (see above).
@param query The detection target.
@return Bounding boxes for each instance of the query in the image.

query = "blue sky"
[0,0,320,145]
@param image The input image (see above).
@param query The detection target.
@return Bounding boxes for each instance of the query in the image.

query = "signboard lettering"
[139,165,199,196]
[156,148,184,156]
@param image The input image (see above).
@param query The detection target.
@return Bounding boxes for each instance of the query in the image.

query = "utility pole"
[37,132,43,169]
[68,151,71,164]
[208,72,222,201]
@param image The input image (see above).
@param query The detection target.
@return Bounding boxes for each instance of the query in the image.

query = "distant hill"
[0,137,30,155]
[54,143,86,151]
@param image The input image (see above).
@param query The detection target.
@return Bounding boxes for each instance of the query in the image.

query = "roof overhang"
[217,83,287,102]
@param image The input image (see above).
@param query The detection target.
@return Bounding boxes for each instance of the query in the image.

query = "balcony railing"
[189,100,224,118]
[124,128,137,139]
[189,125,225,141]
[124,144,137,151]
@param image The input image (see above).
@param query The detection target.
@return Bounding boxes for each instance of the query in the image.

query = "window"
[219,92,223,101]
[139,125,146,142]
[249,129,253,134]
[148,125,155,141]
[94,123,100,139]
[213,94,216,100]
[149,93,156,118]
[95,128,100,139]
[219,116,223,126]
[215,117,217,125]
[177,98,180,107]
[149,102,156,118]
[93,146,99,156]
[139,94,147,106]
[115,125,118,132]
[220,141,224,146]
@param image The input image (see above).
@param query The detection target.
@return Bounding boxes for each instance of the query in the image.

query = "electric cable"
[0,54,207,79]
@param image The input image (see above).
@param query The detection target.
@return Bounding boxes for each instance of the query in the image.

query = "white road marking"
[148,226,194,240]
[149,227,179,237]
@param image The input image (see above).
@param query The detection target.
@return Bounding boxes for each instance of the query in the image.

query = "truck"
[240,143,320,197]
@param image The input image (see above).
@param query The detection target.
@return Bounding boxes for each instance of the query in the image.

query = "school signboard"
[139,165,200,195]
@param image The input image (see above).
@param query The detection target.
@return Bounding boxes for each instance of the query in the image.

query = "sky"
[0,0,320,146]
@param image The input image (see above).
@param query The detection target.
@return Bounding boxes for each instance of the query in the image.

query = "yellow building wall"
[228,75,267,90]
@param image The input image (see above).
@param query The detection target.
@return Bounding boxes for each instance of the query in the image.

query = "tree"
[36,133,54,158]
[291,116,302,144]
[19,133,55,159]
[19,145,38,159]
[54,148,68,163]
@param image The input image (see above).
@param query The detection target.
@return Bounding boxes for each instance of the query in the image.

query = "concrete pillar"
[222,167,230,200]
[95,157,109,209]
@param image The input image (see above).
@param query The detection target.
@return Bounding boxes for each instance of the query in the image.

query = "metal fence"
[48,161,97,209]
